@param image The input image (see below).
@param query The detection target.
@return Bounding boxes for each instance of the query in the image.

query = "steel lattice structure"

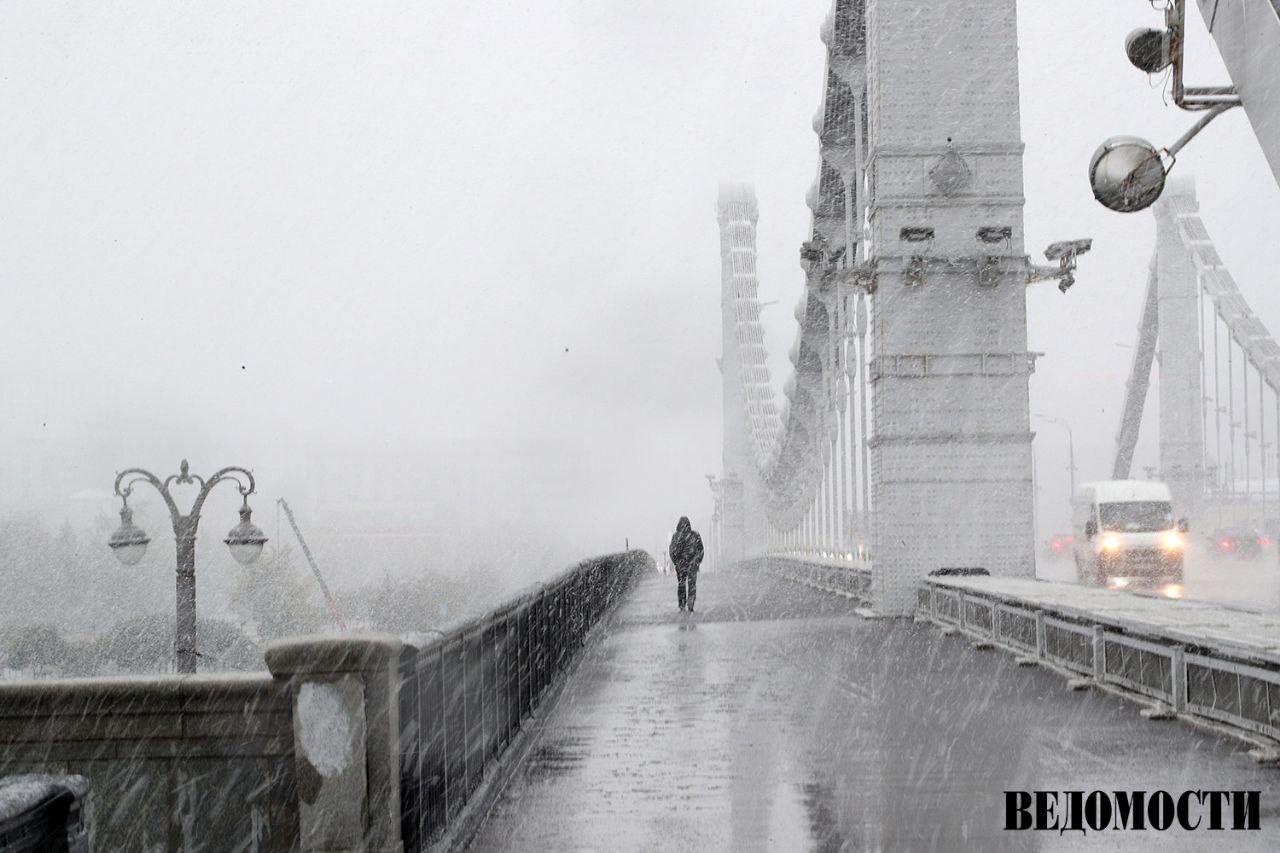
[1115,178,1280,529]
[716,0,871,556]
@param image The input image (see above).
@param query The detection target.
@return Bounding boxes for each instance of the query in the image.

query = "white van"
[1071,480,1186,586]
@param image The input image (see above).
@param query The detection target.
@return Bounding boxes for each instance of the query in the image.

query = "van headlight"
[1100,533,1122,552]
[1160,530,1185,551]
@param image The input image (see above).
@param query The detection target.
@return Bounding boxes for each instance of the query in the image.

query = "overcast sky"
[3,1,1278,573]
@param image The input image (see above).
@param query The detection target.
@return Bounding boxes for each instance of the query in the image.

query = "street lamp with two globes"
[107,459,267,673]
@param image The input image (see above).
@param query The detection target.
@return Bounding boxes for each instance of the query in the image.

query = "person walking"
[668,516,704,613]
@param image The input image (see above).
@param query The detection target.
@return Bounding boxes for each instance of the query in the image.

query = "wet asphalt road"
[470,563,1280,851]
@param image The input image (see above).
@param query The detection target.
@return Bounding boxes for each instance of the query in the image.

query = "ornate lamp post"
[107,459,267,674]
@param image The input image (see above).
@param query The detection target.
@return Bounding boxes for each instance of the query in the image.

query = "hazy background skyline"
[3,1,1279,595]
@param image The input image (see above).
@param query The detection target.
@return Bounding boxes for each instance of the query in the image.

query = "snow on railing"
[394,549,652,850]
[919,574,1280,758]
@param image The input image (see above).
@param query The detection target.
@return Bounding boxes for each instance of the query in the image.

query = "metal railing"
[396,550,651,849]
[767,555,872,604]
[769,545,873,565]
[919,578,1280,746]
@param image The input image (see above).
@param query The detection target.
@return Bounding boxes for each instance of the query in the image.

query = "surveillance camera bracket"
[1027,242,1091,294]
[830,263,878,296]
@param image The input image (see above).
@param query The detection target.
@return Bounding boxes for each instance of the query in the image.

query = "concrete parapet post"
[266,635,405,853]
[0,774,91,851]
[0,674,293,850]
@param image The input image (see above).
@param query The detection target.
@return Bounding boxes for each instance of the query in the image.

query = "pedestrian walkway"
[470,561,1280,850]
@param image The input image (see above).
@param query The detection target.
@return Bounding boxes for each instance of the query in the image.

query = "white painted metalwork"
[1115,178,1280,529]
[1195,0,1280,184]
[919,574,1280,744]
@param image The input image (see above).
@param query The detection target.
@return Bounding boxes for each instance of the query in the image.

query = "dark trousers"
[676,567,697,610]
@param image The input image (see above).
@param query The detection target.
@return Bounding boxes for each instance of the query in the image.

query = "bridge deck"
[470,562,1280,849]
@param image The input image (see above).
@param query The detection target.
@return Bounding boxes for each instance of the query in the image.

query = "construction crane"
[277,498,348,631]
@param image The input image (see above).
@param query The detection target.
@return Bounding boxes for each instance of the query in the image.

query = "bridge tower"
[1154,180,1205,518]
[865,0,1036,612]
[717,186,773,559]
[1112,177,1280,530]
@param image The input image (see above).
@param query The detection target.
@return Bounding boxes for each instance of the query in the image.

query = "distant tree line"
[0,511,510,678]
[0,615,260,676]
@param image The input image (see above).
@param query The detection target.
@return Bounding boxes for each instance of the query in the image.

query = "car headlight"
[1160,530,1185,551]
[1100,533,1122,552]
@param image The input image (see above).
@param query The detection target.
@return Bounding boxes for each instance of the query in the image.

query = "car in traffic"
[1044,533,1074,559]
[1072,480,1186,587]
[1208,527,1271,560]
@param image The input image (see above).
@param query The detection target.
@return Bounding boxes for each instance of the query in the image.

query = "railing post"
[532,595,542,697]
[1034,611,1046,661]
[520,606,531,715]
[540,593,550,690]
[397,645,421,851]
[425,643,446,841]
[265,635,404,853]
[1170,646,1187,713]
[558,588,567,667]
[460,633,470,798]
[506,613,517,743]
[483,623,495,764]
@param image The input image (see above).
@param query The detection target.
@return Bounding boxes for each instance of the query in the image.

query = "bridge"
[6,0,1280,850]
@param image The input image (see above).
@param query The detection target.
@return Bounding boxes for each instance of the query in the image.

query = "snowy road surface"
[1038,543,1280,613]
[470,562,1280,850]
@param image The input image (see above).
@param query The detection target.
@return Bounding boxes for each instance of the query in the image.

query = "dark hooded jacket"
[668,516,704,572]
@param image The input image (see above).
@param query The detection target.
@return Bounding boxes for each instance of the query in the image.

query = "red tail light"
[1220,539,1233,550]
[1259,536,1272,546]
